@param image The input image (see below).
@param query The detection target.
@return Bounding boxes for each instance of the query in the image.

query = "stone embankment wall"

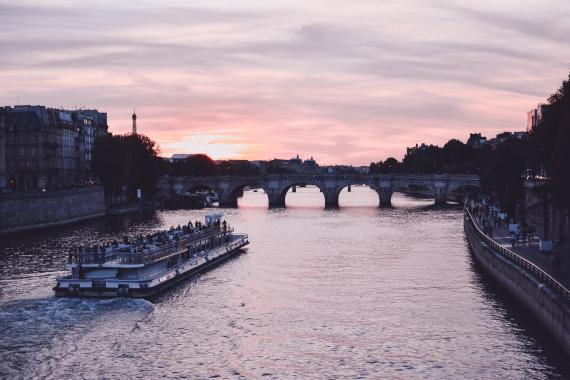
[522,181,569,244]
[0,186,106,235]
[464,210,570,355]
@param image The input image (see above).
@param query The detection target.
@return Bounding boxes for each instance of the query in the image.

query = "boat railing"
[118,226,234,265]
[70,225,234,265]
[464,205,570,304]
[133,234,248,282]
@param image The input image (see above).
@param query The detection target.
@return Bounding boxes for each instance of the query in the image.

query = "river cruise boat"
[54,213,249,298]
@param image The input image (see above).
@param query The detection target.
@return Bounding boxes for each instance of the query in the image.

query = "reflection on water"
[0,188,568,379]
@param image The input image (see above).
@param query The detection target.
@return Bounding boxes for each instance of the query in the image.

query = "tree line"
[369,139,484,175]
[369,72,570,214]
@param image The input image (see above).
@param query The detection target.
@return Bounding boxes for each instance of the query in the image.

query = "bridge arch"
[186,183,216,193]
[447,183,481,203]
[331,180,383,208]
[448,183,481,194]
[218,181,269,207]
[270,181,327,208]
[392,182,436,201]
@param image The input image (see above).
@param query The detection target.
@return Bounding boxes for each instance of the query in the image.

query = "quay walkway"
[465,205,570,355]
[489,226,570,290]
[468,211,570,289]
[468,204,570,300]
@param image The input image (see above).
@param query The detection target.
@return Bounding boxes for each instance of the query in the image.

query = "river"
[0,187,568,379]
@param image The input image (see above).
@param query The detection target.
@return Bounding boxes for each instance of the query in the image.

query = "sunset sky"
[1,0,569,165]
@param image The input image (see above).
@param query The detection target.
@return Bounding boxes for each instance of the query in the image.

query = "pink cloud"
[1,0,569,165]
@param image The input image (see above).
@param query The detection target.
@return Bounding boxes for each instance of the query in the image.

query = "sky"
[0,0,569,165]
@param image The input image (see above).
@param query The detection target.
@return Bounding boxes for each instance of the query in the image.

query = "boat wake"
[0,297,153,378]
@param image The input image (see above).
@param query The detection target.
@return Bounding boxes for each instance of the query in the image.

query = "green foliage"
[530,73,570,207]
[266,159,295,174]
[92,134,124,194]
[370,157,401,174]
[217,160,261,175]
[479,138,529,215]
[443,139,475,166]
[169,154,217,176]
[371,140,482,175]
[403,151,441,173]
[92,133,161,199]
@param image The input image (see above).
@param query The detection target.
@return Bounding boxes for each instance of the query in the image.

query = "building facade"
[527,104,550,132]
[0,108,6,188]
[466,133,487,148]
[2,105,108,190]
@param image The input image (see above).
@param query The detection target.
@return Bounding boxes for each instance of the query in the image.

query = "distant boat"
[207,192,219,204]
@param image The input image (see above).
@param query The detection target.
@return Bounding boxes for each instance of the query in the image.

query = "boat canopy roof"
[205,212,224,225]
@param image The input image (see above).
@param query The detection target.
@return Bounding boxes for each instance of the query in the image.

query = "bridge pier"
[377,188,393,208]
[219,199,238,208]
[434,193,447,205]
[218,190,238,208]
[434,179,449,205]
[267,190,286,208]
[323,189,339,208]
[376,179,393,208]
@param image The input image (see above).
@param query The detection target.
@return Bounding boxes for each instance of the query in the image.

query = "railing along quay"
[465,206,570,304]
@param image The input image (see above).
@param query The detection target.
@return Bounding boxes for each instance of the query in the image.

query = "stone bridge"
[156,174,480,208]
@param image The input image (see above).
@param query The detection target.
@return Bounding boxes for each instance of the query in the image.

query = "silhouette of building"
[279,155,321,173]
[527,104,550,132]
[2,105,108,190]
[406,143,439,157]
[466,133,487,148]
[170,154,197,163]
[486,131,527,149]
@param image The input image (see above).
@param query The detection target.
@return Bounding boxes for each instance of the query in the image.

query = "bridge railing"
[164,173,480,182]
[464,206,570,305]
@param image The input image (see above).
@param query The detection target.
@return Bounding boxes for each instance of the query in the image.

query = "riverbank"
[0,186,106,235]
[464,206,570,356]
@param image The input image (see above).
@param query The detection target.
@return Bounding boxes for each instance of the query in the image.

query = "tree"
[402,151,440,173]
[480,138,529,216]
[217,160,261,175]
[441,139,482,174]
[122,134,162,197]
[170,154,217,176]
[369,157,401,174]
[92,134,125,195]
[92,133,161,202]
[531,73,570,208]
[443,139,469,165]
[401,144,445,173]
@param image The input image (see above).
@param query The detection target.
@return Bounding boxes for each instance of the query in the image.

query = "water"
[1,187,568,379]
